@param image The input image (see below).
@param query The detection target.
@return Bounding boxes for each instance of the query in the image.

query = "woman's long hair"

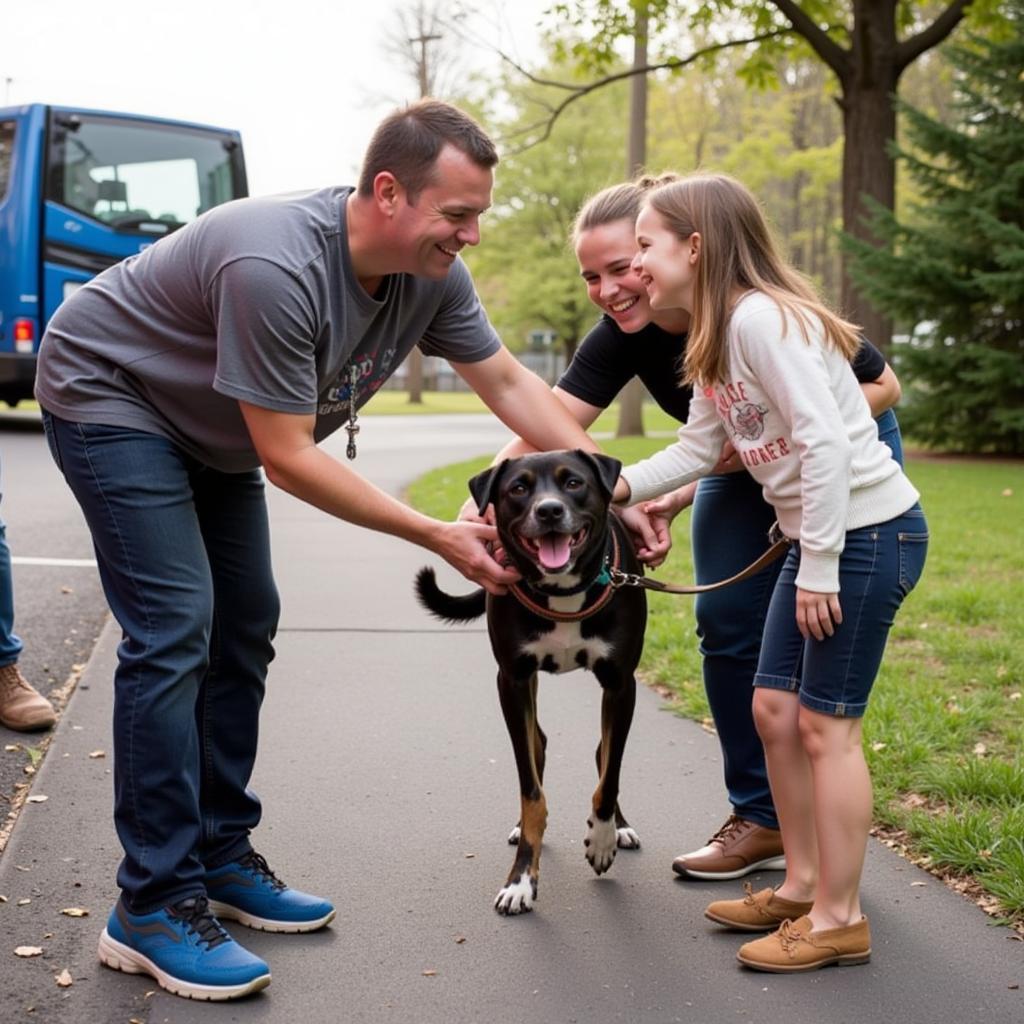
[571,172,679,245]
[644,173,861,387]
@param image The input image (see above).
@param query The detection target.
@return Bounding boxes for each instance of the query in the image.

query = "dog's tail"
[414,567,486,623]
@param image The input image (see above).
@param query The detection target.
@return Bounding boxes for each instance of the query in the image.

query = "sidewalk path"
[1,415,1020,1023]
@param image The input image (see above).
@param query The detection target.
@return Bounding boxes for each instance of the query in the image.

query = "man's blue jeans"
[690,411,905,830]
[42,414,279,913]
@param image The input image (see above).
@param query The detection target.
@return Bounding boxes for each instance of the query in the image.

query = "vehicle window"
[0,120,16,202]
[46,114,242,234]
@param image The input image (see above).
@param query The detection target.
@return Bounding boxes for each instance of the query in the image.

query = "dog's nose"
[534,499,565,524]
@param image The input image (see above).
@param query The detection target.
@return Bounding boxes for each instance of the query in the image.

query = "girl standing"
[616,172,927,971]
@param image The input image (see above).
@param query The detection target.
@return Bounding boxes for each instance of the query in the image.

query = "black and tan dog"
[415,450,646,915]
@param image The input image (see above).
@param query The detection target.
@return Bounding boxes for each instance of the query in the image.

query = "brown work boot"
[0,663,57,731]
[736,915,871,972]
[705,882,814,932]
[672,815,786,880]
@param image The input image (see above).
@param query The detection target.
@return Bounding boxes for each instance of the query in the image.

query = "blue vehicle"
[0,103,247,405]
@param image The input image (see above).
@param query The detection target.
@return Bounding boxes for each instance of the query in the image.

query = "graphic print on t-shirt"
[318,344,400,418]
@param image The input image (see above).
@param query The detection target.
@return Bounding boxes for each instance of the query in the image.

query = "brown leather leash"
[608,523,792,596]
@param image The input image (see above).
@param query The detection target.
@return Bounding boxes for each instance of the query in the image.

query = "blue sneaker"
[206,850,336,933]
[98,894,271,1001]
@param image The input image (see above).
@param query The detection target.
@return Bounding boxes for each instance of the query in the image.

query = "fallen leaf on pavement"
[55,969,73,988]
[14,946,44,957]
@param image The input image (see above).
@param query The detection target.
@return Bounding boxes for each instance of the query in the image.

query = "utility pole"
[403,22,442,405]
[412,31,441,97]
[616,3,649,438]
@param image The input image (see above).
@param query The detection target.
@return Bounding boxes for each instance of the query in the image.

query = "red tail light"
[13,318,35,353]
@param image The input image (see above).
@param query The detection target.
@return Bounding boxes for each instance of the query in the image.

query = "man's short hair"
[357,100,498,203]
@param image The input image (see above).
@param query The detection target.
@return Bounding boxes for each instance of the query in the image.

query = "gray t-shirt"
[36,186,501,471]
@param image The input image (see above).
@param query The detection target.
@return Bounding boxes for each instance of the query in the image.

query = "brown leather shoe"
[672,815,786,880]
[705,883,814,932]
[0,664,56,731]
[737,915,872,972]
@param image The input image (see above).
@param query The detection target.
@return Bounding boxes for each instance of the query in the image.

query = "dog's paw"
[507,824,521,845]
[616,827,641,850]
[494,873,537,915]
[584,816,619,875]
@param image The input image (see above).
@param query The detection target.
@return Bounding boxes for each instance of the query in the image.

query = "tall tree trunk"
[838,1,900,349]
[772,0,972,351]
[616,2,648,438]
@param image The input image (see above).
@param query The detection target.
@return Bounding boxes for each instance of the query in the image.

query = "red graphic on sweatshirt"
[729,401,769,441]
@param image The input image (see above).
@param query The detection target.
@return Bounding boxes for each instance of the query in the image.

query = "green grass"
[361,390,682,436]
[408,443,1024,929]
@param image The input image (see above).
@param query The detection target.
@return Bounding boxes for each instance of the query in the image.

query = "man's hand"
[432,520,520,596]
[795,588,842,641]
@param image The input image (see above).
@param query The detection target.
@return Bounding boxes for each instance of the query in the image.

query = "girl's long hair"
[644,173,861,387]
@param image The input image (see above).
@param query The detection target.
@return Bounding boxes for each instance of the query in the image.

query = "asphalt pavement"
[0,413,1021,1024]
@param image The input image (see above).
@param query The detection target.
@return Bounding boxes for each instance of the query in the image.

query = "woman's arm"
[860,362,902,417]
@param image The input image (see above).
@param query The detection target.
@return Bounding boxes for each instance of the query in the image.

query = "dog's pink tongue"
[538,534,572,569]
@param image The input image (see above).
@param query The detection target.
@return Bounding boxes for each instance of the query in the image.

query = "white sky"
[0,0,552,196]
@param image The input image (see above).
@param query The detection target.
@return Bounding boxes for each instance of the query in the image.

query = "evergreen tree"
[846,6,1024,454]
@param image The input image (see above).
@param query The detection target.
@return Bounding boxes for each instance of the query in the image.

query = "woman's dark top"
[558,315,887,423]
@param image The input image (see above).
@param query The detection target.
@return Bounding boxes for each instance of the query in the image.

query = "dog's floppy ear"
[575,450,622,502]
[468,460,509,516]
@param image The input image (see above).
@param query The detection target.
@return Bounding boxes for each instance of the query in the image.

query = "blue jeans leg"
[0,511,23,666]
[42,415,279,912]
[874,408,905,466]
[692,472,780,829]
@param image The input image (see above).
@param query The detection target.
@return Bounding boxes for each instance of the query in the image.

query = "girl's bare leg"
[799,706,871,929]
[753,688,817,903]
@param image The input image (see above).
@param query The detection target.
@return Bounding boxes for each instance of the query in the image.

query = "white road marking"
[12,557,97,567]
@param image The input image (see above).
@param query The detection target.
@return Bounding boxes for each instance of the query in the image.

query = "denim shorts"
[754,504,928,717]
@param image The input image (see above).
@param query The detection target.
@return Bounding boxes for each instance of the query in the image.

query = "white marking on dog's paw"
[616,827,641,849]
[507,825,521,845]
[584,816,618,875]
[495,873,536,915]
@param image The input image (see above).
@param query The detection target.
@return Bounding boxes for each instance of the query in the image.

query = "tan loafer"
[705,883,815,932]
[737,915,872,972]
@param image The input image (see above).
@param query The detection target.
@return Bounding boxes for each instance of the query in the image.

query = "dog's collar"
[509,531,620,623]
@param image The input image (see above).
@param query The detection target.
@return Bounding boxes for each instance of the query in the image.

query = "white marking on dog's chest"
[520,594,612,673]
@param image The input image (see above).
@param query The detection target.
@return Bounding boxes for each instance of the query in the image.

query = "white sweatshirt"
[621,291,920,593]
